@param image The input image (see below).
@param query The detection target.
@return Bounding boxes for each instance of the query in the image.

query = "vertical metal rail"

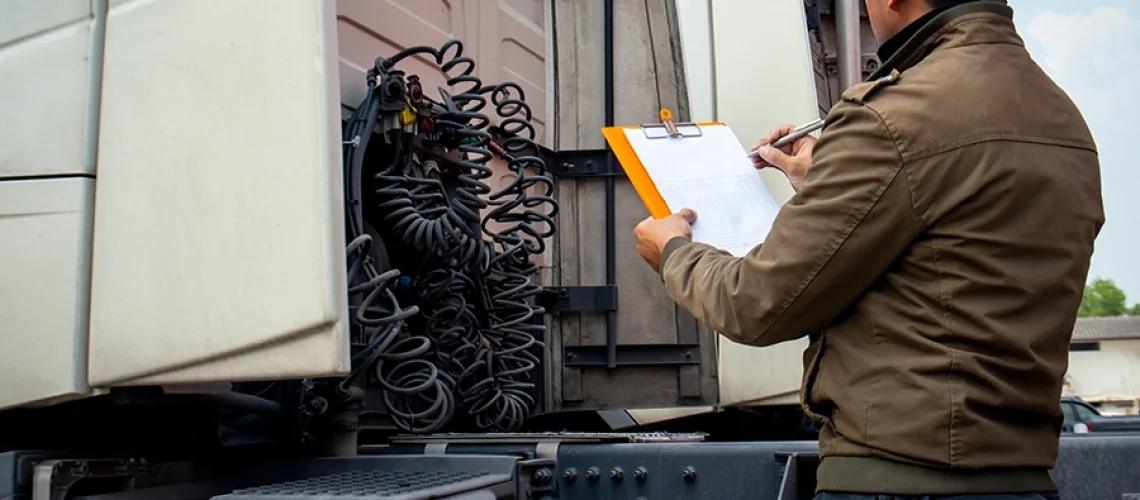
[834,0,863,90]
[602,0,618,369]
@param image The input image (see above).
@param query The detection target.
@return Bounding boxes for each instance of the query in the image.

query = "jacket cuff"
[658,236,692,279]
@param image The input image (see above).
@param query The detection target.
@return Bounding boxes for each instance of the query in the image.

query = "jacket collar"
[869,0,1017,81]
[876,5,952,62]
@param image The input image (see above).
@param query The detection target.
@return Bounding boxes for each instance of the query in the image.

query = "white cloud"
[1027,7,1138,76]
[1024,7,1140,117]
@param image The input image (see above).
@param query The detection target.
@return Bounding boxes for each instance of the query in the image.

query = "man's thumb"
[756,145,789,167]
[677,208,698,223]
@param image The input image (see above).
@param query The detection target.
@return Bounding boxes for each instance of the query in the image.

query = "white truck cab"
[0,0,873,420]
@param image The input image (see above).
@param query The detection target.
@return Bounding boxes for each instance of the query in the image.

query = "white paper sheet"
[624,125,781,257]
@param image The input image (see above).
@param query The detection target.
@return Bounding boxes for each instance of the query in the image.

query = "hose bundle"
[340,39,557,434]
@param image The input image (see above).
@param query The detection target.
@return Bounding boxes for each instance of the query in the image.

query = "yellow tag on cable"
[400,104,416,126]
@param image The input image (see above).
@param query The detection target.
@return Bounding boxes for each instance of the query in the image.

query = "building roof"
[1072,316,1140,342]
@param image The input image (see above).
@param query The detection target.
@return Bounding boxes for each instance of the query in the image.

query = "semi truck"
[1,0,1137,498]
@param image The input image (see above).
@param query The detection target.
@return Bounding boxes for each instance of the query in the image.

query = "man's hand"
[751,124,817,192]
[635,209,698,273]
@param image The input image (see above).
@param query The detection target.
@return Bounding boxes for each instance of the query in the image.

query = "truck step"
[212,470,500,500]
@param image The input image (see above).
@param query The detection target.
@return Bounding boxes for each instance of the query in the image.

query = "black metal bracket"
[538,286,618,313]
[564,344,700,367]
[541,146,624,177]
[485,125,622,178]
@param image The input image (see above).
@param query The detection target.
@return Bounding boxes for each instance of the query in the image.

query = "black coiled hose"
[341,68,454,434]
[342,39,557,433]
[457,81,556,432]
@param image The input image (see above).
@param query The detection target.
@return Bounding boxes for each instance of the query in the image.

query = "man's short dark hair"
[926,0,981,8]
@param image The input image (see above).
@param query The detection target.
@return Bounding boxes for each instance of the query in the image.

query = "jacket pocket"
[800,332,830,422]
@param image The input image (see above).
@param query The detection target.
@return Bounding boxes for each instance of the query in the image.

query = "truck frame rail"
[4,435,1139,500]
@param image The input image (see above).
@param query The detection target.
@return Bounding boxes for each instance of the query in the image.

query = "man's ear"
[886,0,904,12]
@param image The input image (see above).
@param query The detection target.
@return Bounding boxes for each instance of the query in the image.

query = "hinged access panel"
[549,0,719,412]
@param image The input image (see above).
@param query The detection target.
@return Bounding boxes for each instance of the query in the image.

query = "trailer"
[0,0,1136,498]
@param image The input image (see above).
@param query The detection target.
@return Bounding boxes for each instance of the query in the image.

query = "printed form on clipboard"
[603,118,783,257]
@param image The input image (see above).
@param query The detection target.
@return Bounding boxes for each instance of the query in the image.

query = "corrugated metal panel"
[477,0,549,143]
[335,0,548,143]
[336,0,473,115]
[335,0,550,238]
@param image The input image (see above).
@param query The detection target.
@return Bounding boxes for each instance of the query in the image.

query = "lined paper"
[624,125,781,257]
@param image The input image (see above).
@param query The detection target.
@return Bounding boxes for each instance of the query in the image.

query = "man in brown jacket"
[633,0,1103,498]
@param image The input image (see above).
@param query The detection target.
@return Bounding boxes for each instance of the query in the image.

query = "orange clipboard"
[601,108,724,220]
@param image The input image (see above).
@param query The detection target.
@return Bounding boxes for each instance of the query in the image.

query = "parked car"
[1061,396,1140,433]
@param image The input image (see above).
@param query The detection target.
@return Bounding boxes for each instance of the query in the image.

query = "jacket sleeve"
[659,102,923,347]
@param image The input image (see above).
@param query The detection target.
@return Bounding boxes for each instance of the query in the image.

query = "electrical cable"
[340,39,557,433]
[340,67,452,434]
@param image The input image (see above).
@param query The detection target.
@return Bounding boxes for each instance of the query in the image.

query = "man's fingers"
[767,124,797,144]
[790,135,818,156]
[753,124,795,150]
[676,208,698,223]
[756,145,791,169]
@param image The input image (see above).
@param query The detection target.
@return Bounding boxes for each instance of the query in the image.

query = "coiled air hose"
[340,39,557,433]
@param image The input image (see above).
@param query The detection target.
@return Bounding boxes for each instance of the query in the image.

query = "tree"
[1078,278,1140,318]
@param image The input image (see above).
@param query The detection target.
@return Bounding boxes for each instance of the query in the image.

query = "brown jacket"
[659,2,1103,495]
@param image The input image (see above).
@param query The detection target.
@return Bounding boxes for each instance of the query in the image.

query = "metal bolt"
[634,466,648,481]
[682,466,697,481]
[533,468,553,484]
[586,467,601,482]
[563,467,578,482]
[310,397,328,414]
[610,466,624,481]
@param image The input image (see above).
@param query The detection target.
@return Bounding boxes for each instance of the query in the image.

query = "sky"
[1005,0,1140,301]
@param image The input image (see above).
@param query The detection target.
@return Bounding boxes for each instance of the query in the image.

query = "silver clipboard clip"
[639,108,703,139]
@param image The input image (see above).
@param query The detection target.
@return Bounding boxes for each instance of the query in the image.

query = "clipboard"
[601,108,725,220]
